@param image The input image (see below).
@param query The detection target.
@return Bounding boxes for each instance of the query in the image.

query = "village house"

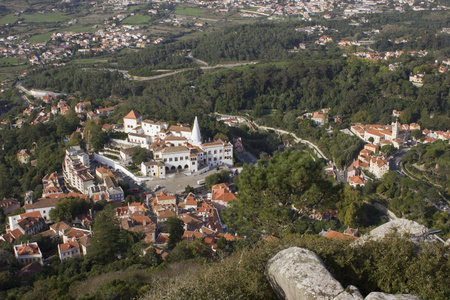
[209,183,238,208]
[14,242,43,265]
[8,211,47,235]
[58,239,81,261]
[311,111,327,126]
[42,172,64,198]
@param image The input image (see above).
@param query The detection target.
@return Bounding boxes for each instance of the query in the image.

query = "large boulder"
[353,218,439,246]
[266,247,421,300]
[364,292,419,300]
[265,247,363,300]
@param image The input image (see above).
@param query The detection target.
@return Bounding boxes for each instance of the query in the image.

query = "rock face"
[266,247,420,300]
[265,247,363,300]
[364,292,419,300]
[353,218,439,246]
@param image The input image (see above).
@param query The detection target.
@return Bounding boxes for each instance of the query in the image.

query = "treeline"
[117,41,196,75]
[0,113,79,200]
[191,22,308,63]
[23,67,133,99]
[23,55,450,132]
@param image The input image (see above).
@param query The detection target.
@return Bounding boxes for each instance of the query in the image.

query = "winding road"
[215,113,329,162]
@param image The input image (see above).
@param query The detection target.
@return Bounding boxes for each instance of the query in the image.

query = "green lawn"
[174,6,206,17]
[0,15,18,25]
[0,57,24,65]
[121,15,151,25]
[28,32,54,43]
[22,12,69,23]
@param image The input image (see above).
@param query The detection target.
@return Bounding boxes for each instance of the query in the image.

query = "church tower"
[191,116,202,146]
[392,120,399,140]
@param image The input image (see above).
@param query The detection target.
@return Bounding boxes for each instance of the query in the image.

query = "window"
[169,158,173,162]
[174,157,178,161]
[214,150,217,154]
[185,156,189,160]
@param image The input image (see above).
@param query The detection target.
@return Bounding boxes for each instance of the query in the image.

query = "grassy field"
[121,15,152,25]
[0,15,18,25]
[22,12,69,23]
[28,32,54,43]
[0,57,24,66]
[174,5,207,17]
[0,65,28,81]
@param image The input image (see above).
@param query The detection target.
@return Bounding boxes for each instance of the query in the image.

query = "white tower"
[191,116,202,146]
[392,120,399,140]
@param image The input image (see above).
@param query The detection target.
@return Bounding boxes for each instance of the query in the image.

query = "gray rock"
[353,218,439,246]
[364,292,420,300]
[265,247,362,300]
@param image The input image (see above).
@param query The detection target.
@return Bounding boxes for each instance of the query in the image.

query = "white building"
[58,240,81,261]
[142,119,168,137]
[63,146,94,194]
[141,160,166,178]
[24,197,59,222]
[201,139,233,167]
[123,110,142,133]
[14,242,43,265]
[369,157,390,179]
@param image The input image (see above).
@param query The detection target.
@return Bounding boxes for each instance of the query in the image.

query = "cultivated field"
[21,12,69,23]
[121,15,152,25]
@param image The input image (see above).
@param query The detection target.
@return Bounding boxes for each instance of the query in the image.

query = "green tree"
[381,144,397,157]
[337,186,367,227]
[49,197,89,222]
[166,217,184,250]
[130,147,153,165]
[205,170,230,189]
[223,150,338,237]
[89,206,126,263]
[411,129,422,140]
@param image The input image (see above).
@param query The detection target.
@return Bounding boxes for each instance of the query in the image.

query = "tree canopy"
[223,150,339,237]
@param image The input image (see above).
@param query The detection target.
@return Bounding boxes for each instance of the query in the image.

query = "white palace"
[122,110,233,178]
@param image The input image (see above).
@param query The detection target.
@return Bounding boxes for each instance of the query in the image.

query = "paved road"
[214,113,329,162]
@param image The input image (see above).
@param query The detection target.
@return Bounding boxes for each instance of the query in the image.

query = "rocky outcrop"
[353,218,439,246]
[266,247,420,300]
[364,292,419,300]
[265,247,363,300]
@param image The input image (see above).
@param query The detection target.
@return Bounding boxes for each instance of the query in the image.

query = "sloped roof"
[124,110,141,120]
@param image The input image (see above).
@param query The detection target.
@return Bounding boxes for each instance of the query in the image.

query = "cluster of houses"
[117,182,240,258]
[351,120,415,149]
[63,146,124,201]
[120,110,233,178]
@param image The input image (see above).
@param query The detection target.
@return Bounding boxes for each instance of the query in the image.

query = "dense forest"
[23,55,450,130]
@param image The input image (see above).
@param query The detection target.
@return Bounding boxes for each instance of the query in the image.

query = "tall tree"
[166,217,184,250]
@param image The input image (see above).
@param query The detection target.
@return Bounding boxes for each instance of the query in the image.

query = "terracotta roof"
[324,230,358,241]
[155,233,170,244]
[59,240,79,251]
[15,243,41,256]
[124,110,141,120]
[349,176,365,185]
